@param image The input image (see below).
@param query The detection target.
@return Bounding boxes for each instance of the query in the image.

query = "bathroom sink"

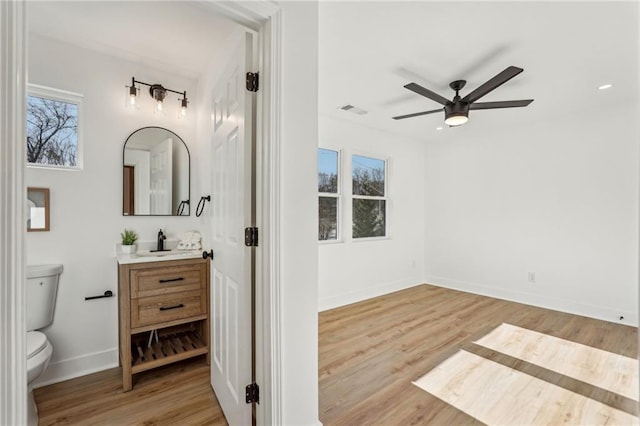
[136,250,198,258]
[117,250,203,265]
[136,250,175,257]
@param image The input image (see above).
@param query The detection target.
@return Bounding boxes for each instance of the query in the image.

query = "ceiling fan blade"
[469,99,534,110]
[461,66,524,103]
[404,83,450,106]
[392,108,442,120]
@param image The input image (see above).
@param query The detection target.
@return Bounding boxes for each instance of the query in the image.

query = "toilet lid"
[27,331,48,359]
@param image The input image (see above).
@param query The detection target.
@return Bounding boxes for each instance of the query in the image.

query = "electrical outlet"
[527,272,536,283]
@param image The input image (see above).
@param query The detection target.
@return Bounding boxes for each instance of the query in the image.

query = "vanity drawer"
[131,289,206,329]
[131,264,206,298]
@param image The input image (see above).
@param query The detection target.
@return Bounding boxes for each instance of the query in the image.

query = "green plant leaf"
[121,228,138,245]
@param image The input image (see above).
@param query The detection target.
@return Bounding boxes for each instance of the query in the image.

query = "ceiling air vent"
[339,104,368,115]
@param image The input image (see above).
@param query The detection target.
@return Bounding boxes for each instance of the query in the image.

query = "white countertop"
[116,250,203,265]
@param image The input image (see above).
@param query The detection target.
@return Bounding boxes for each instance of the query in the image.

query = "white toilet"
[26,264,63,426]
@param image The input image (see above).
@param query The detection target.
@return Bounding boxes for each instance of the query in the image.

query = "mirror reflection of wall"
[123,127,190,216]
[27,187,50,232]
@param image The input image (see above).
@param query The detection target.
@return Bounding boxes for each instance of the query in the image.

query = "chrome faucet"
[157,229,166,251]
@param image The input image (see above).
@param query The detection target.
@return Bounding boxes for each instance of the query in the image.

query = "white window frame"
[318,147,342,243]
[26,83,83,170]
[351,152,388,241]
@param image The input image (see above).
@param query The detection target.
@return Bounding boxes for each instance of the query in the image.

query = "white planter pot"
[121,244,137,254]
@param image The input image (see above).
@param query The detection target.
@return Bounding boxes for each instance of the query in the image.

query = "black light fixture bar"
[128,77,188,114]
[131,77,186,97]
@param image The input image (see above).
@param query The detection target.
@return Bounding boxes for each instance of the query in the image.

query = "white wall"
[318,116,426,310]
[278,2,321,425]
[424,104,639,325]
[27,34,203,385]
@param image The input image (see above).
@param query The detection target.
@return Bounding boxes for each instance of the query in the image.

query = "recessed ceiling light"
[598,83,613,90]
[436,127,443,131]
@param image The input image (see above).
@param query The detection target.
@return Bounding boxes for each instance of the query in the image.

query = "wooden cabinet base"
[118,258,210,391]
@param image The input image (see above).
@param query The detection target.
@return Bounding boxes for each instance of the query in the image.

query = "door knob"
[202,250,214,260]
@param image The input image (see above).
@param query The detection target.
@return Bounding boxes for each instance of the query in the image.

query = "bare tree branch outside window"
[26,94,79,167]
[352,155,386,238]
[318,148,340,240]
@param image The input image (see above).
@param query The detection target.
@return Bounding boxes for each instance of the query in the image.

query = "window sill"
[27,163,82,171]
[351,236,390,243]
[318,239,344,245]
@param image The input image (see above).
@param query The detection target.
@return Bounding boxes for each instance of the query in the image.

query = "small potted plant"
[120,228,138,254]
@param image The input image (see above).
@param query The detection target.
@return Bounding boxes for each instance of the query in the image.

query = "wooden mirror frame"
[27,187,50,232]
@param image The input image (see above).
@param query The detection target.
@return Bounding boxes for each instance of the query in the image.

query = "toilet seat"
[26,331,53,385]
[27,331,48,359]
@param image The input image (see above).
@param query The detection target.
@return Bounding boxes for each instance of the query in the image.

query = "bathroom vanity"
[117,254,209,391]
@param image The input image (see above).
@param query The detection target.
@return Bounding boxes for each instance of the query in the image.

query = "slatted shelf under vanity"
[131,326,208,374]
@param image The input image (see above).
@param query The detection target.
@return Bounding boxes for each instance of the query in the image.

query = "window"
[352,154,386,238]
[26,84,83,169]
[318,148,340,240]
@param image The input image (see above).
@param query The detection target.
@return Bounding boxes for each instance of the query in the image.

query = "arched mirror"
[123,127,190,216]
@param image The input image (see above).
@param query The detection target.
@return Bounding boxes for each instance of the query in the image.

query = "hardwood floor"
[33,284,638,425]
[319,284,638,425]
[34,357,227,426]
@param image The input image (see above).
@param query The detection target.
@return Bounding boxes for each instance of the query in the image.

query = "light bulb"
[180,97,188,118]
[444,114,468,126]
[154,99,165,115]
[125,85,139,109]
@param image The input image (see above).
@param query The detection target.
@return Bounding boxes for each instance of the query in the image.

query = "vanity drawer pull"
[159,277,184,283]
[159,304,185,311]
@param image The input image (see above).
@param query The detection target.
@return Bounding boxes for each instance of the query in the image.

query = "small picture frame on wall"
[27,187,50,232]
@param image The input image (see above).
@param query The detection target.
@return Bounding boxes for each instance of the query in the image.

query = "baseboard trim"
[33,348,118,389]
[426,275,638,326]
[318,279,423,312]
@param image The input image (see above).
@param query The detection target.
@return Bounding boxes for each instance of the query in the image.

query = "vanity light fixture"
[126,77,188,117]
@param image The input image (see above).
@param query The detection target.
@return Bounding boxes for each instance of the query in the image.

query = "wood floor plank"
[475,323,639,400]
[414,350,638,426]
[319,284,638,425]
[34,357,227,426]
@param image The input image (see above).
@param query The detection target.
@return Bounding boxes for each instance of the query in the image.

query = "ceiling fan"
[392,66,534,126]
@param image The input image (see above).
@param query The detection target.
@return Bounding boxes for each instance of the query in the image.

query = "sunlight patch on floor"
[413,350,637,426]
[475,323,639,401]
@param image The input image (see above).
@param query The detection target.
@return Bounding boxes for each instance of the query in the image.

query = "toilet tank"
[26,264,63,331]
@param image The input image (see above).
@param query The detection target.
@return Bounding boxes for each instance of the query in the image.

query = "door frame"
[0,1,284,425]
[0,1,28,425]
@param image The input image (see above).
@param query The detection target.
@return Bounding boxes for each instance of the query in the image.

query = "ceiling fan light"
[444,113,468,126]
[444,102,469,126]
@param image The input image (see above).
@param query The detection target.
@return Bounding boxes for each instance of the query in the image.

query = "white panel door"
[149,137,173,214]
[210,32,254,426]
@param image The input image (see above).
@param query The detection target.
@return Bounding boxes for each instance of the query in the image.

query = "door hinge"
[245,382,260,404]
[244,227,259,247]
[246,72,259,92]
